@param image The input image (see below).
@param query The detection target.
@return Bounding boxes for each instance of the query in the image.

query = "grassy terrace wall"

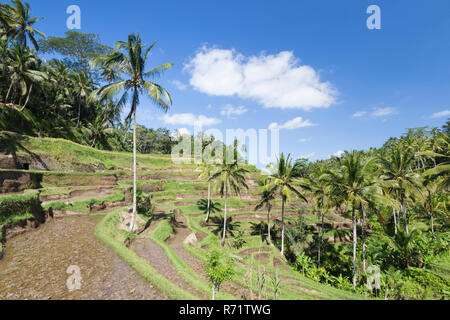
[0,131,179,171]
[0,191,44,258]
[0,170,43,193]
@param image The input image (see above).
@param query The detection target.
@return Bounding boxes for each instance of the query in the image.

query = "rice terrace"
[0,0,449,306]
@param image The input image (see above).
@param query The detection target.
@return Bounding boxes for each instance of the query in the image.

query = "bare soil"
[0,216,167,300]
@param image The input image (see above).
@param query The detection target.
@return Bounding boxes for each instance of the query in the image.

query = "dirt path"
[131,221,207,300]
[0,216,167,300]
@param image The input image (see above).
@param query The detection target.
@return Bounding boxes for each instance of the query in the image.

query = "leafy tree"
[39,31,111,73]
[204,249,234,300]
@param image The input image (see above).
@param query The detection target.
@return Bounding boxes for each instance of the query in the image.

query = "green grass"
[148,219,237,300]
[94,210,197,300]
[43,189,126,214]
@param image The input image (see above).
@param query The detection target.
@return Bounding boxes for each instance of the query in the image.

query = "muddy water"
[0,216,167,300]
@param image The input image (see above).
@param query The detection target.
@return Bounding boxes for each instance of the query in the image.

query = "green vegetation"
[204,249,235,300]
[94,210,197,300]
[0,190,41,227]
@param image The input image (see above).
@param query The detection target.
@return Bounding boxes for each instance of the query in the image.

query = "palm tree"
[321,151,376,290]
[91,34,173,233]
[1,44,46,109]
[1,0,46,50]
[306,168,331,267]
[416,176,447,233]
[378,147,420,235]
[254,176,277,245]
[209,148,249,246]
[70,70,94,127]
[266,153,307,256]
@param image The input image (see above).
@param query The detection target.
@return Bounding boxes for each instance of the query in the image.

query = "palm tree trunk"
[205,182,211,222]
[221,183,228,247]
[4,81,13,104]
[401,199,408,235]
[281,197,285,256]
[318,208,324,268]
[129,93,138,233]
[77,99,81,127]
[393,208,397,235]
[430,211,434,234]
[352,206,357,291]
[21,84,33,110]
[361,205,367,275]
[267,208,272,245]
[91,135,97,148]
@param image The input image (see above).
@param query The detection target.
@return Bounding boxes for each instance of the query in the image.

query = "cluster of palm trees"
[0,0,124,145]
[198,127,448,292]
[1,1,175,233]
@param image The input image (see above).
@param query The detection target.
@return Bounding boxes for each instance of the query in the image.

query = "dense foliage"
[0,0,175,154]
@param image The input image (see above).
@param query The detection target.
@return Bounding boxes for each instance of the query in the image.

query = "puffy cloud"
[170,128,191,138]
[332,150,345,158]
[371,107,397,117]
[160,113,221,127]
[430,110,450,118]
[220,104,248,118]
[268,117,316,130]
[298,153,316,160]
[185,47,337,110]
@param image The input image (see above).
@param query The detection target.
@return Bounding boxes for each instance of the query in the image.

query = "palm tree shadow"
[0,132,50,170]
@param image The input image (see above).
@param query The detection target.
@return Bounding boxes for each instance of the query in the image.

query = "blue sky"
[28,0,450,166]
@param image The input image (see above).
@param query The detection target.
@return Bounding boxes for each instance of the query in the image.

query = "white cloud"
[220,104,248,118]
[160,113,221,127]
[332,150,345,158]
[371,107,397,117]
[298,153,316,160]
[170,128,191,139]
[299,138,311,143]
[352,111,367,118]
[185,47,337,110]
[268,117,316,130]
[430,110,450,118]
[171,80,187,91]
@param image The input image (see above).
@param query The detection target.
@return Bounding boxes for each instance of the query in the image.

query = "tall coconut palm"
[91,34,173,233]
[416,176,447,233]
[209,148,249,247]
[255,176,277,245]
[1,44,46,109]
[320,151,376,291]
[266,153,307,256]
[1,0,46,50]
[70,70,94,127]
[306,169,331,268]
[378,147,420,235]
